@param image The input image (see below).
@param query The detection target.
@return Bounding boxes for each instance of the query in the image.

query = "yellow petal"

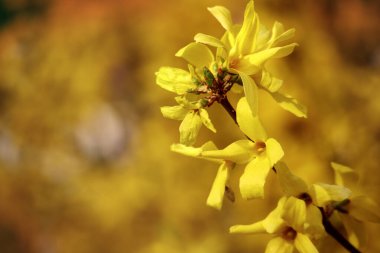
[265,237,294,253]
[160,105,188,120]
[341,214,367,249]
[275,162,308,197]
[230,221,266,234]
[237,71,259,117]
[269,22,296,47]
[265,138,284,167]
[310,183,351,207]
[175,42,214,68]
[170,141,217,157]
[263,197,287,233]
[294,233,319,253]
[304,205,324,239]
[233,0,259,56]
[241,43,297,67]
[179,111,203,145]
[239,156,271,200]
[156,67,195,94]
[270,91,307,118]
[201,140,256,164]
[349,196,380,223]
[260,70,283,93]
[282,196,307,231]
[199,108,216,133]
[194,33,225,48]
[331,162,359,189]
[206,161,233,210]
[207,5,233,31]
[236,97,267,141]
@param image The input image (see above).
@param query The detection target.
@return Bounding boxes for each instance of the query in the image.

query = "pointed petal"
[233,0,259,56]
[236,97,267,141]
[160,105,188,120]
[294,233,319,253]
[269,22,296,47]
[156,67,195,94]
[237,71,259,117]
[175,42,214,68]
[275,162,308,197]
[282,196,307,231]
[199,108,216,133]
[239,156,271,200]
[194,33,225,48]
[349,196,380,223]
[341,214,367,249]
[179,110,203,145]
[331,162,359,189]
[265,237,294,253]
[170,141,217,157]
[260,70,283,93]
[263,197,287,233]
[207,5,233,31]
[304,205,325,239]
[271,91,307,118]
[206,161,233,210]
[241,43,297,67]
[230,221,266,234]
[310,183,351,207]
[201,140,256,164]
[265,138,284,167]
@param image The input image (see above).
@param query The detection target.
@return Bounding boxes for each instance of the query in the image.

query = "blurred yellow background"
[0,0,379,252]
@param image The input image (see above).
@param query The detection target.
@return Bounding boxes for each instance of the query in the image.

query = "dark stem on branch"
[219,97,237,125]
[319,207,361,253]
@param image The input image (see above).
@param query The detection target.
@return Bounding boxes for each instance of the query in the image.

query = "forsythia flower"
[230,197,320,253]
[172,96,284,208]
[156,66,216,145]
[195,0,307,118]
[330,162,380,248]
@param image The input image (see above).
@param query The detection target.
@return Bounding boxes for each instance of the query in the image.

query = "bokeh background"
[0,0,379,252]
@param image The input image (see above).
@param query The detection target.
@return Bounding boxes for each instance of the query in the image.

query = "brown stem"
[219,97,237,125]
[319,207,361,253]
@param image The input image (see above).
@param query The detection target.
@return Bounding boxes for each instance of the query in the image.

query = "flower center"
[282,227,297,241]
[297,192,313,206]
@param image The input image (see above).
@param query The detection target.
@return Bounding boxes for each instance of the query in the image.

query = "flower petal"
[294,233,319,253]
[239,156,271,199]
[269,22,296,47]
[237,71,259,117]
[275,162,308,197]
[341,214,367,249]
[199,108,216,133]
[201,140,256,164]
[259,70,283,93]
[175,42,214,68]
[236,97,267,141]
[194,33,225,48]
[349,196,380,223]
[282,196,307,231]
[331,162,359,189]
[156,67,195,94]
[310,183,351,207]
[263,197,287,233]
[265,138,284,167]
[206,161,233,210]
[270,91,307,118]
[179,110,203,145]
[265,237,294,253]
[304,205,324,239]
[171,141,217,157]
[230,221,266,234]
[207,5,233,31]
[160,105,188,120]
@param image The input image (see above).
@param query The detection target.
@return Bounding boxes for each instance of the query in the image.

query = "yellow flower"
[230,197,320,253]
[197,0,306,118]
[160,95,216,146]
[330,162,380,248]
[171,141,234,210]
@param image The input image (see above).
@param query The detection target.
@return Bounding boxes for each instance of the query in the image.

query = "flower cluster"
[156,1,379,252]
